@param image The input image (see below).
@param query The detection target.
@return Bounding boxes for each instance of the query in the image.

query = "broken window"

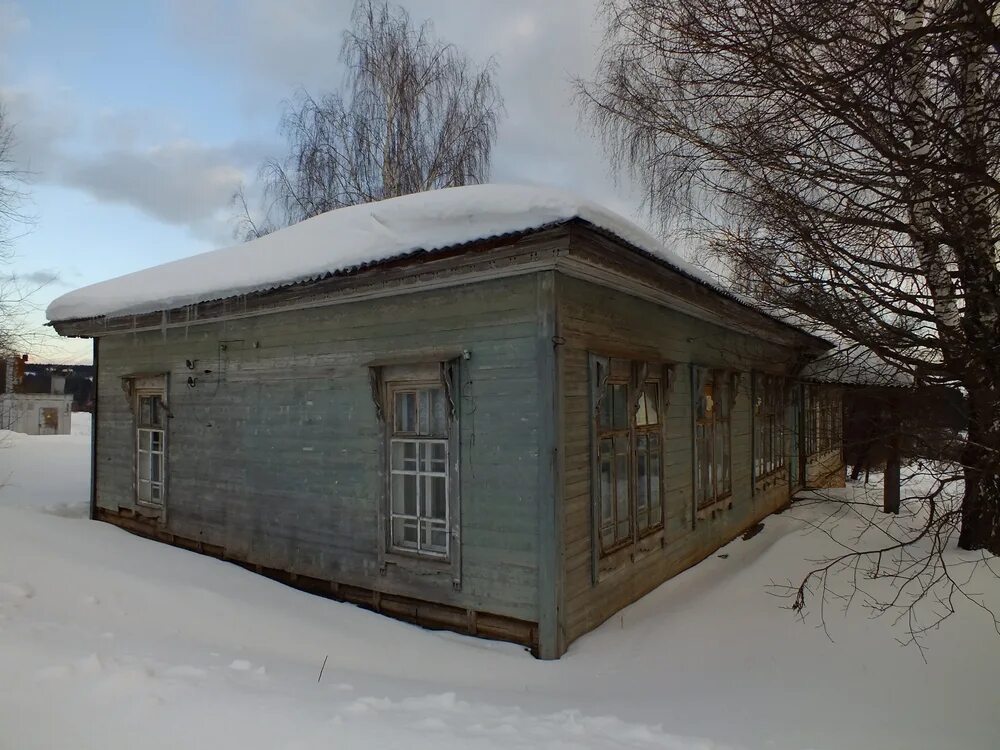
[693,368,734,509]
[388,381,450,558]
[593,357,666,557]
[635,380,663,536]
[136,390,166,507]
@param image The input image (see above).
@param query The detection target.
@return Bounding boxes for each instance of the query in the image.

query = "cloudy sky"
[1,0,649,363]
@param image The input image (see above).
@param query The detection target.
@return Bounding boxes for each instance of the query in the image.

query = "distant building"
[47,185,845,658]
[0,355,74,435]
[21,362,95,412]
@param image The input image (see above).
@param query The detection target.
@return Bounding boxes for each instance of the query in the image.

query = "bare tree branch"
[237,0,504,237]
[579,0,1000,641]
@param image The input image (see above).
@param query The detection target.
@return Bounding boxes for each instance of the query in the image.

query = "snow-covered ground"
[0,417,997,749]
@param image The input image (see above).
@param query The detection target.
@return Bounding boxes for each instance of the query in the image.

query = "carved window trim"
[370,358,463,590]
[589,353,675,582]
[124,373,169,515]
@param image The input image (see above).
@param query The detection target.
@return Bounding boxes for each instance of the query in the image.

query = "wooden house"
[47,185,844,658]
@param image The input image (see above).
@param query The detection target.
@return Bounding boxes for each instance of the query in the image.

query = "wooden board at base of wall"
[96,505,540,653]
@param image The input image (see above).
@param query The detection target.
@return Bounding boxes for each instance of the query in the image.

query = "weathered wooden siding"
[556,273,805,649]
[95,274,546,626]
[806,448,846,488]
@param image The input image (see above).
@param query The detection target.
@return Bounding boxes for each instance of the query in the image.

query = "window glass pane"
[601,525,614,548]
[715,424,725,494]
[151,453,161,483]
[150,484,161,503]
[391,441,418,471]
[599,439,613,524]
[617,518,630,541]
[137,480,150,503]
[694,424,707,504]
[426,476,447,520]
[392,517,419,549]
[151,430,162,452]
[698,426,714,506]
[636,434,648,512]
[614,436,629,537]
[394,392,416,433]
[418,390,430,435]
[698,373,714,421]
[429,388,447,435]
[644,382,660,425]
[649,434,661,517]
[722,428,732,495]
[635,393,649,427]
[598,385,612,430]
[429,441,446,473]
[150,396,161,427]
[716,376,730,419]
[391,473,418,515]
[612,384,628,430]
[426,523,448,553]
[138,451,150,481]
[140,397,151,426]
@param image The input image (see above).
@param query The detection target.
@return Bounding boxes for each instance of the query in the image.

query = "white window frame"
[387,381,451,560]
[135,389,166,508]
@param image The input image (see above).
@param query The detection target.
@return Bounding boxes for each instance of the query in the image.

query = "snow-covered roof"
[799,341,913,387]
[46,184,740,323]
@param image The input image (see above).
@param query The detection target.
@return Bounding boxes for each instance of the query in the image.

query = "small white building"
[0,393,74,435]
[0,355,74,435]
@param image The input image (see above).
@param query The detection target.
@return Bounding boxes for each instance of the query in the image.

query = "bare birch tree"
[0,103,30,358]
[579,0,1000,638]
[237,0,503,238]
[0,104,19,255]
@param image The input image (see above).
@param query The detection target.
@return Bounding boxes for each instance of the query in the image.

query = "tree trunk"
[958,389,1000,555]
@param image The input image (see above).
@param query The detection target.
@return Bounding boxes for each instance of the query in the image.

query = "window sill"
[595,529,666,582]
[385,548,450,567]
[632,530,665,562]
[381,548,458,588]
[134,501,164,516]
[595,542,633,581]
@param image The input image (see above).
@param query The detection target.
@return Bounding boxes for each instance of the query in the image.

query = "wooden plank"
[555,272,813,650]
[93,274,548,625]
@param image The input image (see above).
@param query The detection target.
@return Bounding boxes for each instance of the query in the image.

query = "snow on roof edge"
[44,184,823,345]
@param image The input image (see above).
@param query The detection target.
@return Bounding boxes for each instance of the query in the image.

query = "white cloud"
[1,86,267,241]
[166,0,651,230]
[4,1,654,249]
[63,142,248,226]
[8,268,62,287]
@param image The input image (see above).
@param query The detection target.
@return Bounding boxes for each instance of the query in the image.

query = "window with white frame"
[593,357,666,557]
[136,391,166,506]
[388,383,450,558]
[693,367,734,509]
[753,374,785,480]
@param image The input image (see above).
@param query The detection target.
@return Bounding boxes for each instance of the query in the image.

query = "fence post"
[883,396,901,514]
